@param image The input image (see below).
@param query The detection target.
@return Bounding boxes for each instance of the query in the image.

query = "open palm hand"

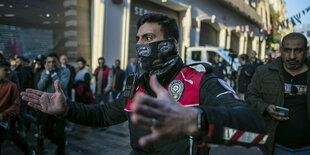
[21,80,67,115]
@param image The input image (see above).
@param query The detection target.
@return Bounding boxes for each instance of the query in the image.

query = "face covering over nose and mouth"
[136,38,179,76]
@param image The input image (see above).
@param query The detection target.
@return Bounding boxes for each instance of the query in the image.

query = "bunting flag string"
[238,6,309,35]
[266,6,310,32]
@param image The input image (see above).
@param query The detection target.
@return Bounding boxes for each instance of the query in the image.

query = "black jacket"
[246,57,310,155]
[112,66,125,91]
[212,61,227,80]
[62,59,267,155]
[15,66,33,91]
[237,63,255,93]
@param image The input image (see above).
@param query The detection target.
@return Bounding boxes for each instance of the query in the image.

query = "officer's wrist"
[192,107,208,137]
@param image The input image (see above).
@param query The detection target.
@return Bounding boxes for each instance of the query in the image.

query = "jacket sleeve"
[51,68,70,91]
[84,72,91,87]
[104,70,113,93]
[198,73,268,146]
[37,70,50,91]
[245,69,269,116]
[62,93,128,127]
[8,71,21,92]
[244,64,254,78]
[1,83,20,122]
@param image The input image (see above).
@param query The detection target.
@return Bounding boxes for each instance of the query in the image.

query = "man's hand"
[131,75,198,146]
[21,80,67,115]
[45,63,56,73]
[266,105,289,120]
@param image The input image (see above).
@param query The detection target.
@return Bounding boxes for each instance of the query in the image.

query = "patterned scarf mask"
[136,38,178,76]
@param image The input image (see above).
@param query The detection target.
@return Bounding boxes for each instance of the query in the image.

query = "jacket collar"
[269,56,310,74]
[269,56,310,69]
[268,57,283,71]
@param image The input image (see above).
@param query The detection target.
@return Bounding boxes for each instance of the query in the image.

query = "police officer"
[21,13,267,155]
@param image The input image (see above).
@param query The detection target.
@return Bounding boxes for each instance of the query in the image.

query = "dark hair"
[240,54,249,62]
[76,57,86,64]
[98,57,105,61]
[47,53,58,59]
[0,60,10,68]
[16,56,28,63]
[282,32,308,49]
[36,54,46,61]
[0,53,5,61]
[137,13,179,42]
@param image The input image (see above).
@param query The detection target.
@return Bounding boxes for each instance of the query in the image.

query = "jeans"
[274,143,310,155]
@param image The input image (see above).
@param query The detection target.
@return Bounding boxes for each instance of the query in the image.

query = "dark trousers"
[0,120,31,155]
[0,126,7,155]
[112,91,120,100]
[39,113,66,155]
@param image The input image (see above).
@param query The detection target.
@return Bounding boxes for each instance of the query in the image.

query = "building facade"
[95,0,271,69]
[0,0,272,70]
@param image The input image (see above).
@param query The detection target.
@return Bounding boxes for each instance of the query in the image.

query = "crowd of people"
[0,51,136,154]
[0,12,309,155]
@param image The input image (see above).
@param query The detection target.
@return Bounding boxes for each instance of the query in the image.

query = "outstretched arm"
[21,80,127,127]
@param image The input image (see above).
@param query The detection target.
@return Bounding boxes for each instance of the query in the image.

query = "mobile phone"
[123,73,138,98]
[275,106,289,117]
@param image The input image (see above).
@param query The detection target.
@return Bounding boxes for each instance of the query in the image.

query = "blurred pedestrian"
[0,54,21,92]
[59,54,76,99]
[37,53,70,155]
[15,56,36,133]
[249,50,263,71]
[74,57,95,104]
[111,59,125,99]
[212,54,228,81]
[15,56,33,92]
[0,54,35,155]
[94,57,112,104]
[125,57,140,79]
[0,60,20,154]
[246,32,310,155]
[237,54,254,100]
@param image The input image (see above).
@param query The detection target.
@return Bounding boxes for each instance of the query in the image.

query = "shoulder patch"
[217,79,240,99]
[168,80,184,101]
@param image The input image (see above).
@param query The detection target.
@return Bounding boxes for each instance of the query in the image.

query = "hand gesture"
[131,75,198,146]
[21,80,67,115]
[266,105,289,120]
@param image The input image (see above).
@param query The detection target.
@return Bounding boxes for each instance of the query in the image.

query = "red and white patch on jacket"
[125,67,204,111]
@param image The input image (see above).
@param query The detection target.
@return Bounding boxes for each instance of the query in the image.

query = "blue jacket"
[37,67,70,95]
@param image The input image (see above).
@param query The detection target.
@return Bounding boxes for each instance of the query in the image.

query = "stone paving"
[2,121,263,155]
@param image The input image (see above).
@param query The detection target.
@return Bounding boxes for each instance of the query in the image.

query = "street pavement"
[3,121,263,155]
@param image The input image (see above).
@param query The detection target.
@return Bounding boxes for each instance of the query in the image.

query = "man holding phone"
[246,32,310,155]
